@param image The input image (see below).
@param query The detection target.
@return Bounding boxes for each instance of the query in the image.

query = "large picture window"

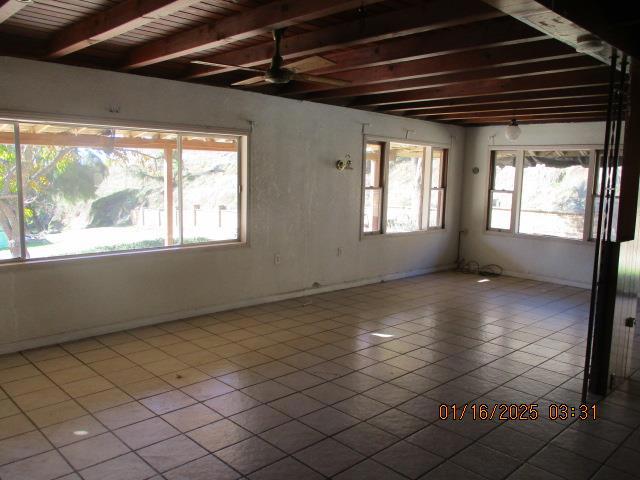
[362,139,448,235]
[488,148,596,241]
[0,120,246,262]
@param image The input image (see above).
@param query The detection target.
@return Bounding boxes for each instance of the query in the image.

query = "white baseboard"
[502,269,591,289]
[0,263,456,354]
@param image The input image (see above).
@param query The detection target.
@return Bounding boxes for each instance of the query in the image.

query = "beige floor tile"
[163,454,240,480]
[0,450,72,480]
[143,358,190,376]
[0,364,41,384]
[140,390,196,415]
[26,400,87,428]
[204,391,261,417]
[47,365,97,385]
[35,356,83,373]
[115,417,179,449]
[0,414,35,441]
[197,359,243,377]
[180,378,234,401]
[0,398,20,419]
[79,452,155,480]
[94,401,155,429]
[13,385,70,411]
[126,348,171,365]
[0,354,28,371]
[213,343,250,358]
[73,347,119,364]
[175,350,221,367]
[145,334,182,348]
[121,376,173,399]
[112,340,153,355]
[76,387,132,412]
[138,434,207,472]
[60,432,130,469]
[103,366,155,386]
[162,404,222,432]
[2,374,55,397]
[161,342,203,357]
[22,346,67,363]
[187,419,252,452]
[90,356,137,374]
[41,414,107,447]
[61,376,114,397]
[161,368,210,388]
[0,431,52,465]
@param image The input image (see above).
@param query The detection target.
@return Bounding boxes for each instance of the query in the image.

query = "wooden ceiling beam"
[460,113,607,124]
[0,0,28,24]
[413,97,610,116]
[425,105,608,120]
[294,57,602,101]
[279,39,584,95]
[185,0,505,80]
[384,86,610,112]
[353,68,611,107]
[311,17,546,76]
[122,0,385,70]
[47,0,204,58]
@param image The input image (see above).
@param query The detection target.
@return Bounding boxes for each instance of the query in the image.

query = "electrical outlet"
[274,254,281,265]
[337,247,343,257]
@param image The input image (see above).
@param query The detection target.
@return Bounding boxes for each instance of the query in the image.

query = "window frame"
[361,135,449,238]
[0,115,249,265]
[485,145,600,243]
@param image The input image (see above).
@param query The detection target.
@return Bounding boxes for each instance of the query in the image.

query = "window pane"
[489,191,512,230]
[386,142,424,233]
[363,189,382,233]
[19,123,177,258]
[428,189,443,228]
[365,143,382,188]
[431,149,442,188]
[181,134,239,243]
[492,151,517,191]
[0,123,20,260]
[519,150,589,239]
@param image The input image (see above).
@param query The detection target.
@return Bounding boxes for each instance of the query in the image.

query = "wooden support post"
[164,148,174,246]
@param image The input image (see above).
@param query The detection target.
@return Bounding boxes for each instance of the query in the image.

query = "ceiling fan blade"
[190,60,265,74]
[232,76,268,86]
[290,73,351,87]
[285,56,336,73]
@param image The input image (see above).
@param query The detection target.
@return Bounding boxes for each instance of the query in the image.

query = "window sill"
[0,239,247,269]
[361,228,448,240]
[484,229,594,245]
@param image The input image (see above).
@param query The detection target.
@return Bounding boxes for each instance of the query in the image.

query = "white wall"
[0,57,465,353]
[461,122,605,288]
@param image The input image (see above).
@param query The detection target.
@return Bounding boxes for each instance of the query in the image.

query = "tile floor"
[1,271,639,480]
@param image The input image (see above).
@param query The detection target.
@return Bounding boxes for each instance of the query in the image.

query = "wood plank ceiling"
[0,0,618,125]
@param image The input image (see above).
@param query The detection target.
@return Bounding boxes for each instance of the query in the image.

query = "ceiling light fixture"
[505,118,521,141]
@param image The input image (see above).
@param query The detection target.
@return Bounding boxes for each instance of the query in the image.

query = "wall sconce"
[336,154,353,171]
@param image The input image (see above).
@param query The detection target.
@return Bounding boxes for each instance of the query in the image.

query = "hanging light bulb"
[505,118,521,141]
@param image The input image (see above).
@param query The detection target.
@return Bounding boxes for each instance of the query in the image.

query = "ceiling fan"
[191,29,350,87]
